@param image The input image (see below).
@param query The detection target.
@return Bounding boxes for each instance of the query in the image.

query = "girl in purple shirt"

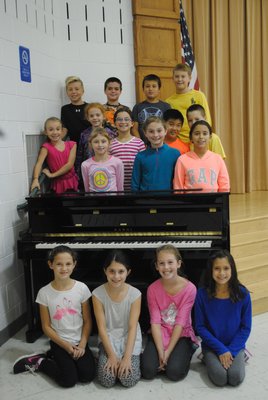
[141,245,198,381]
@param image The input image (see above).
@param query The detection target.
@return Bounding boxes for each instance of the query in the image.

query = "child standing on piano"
[131,116,180,191]
[13,245,96,387]
[194,249,252,386]
[81,127,124,192]
[92,250,142,387]
[141,245,198,381]
[173,120,230,192]
[30,117,78,194]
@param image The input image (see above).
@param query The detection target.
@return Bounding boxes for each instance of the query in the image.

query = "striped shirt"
[110,137,146,190]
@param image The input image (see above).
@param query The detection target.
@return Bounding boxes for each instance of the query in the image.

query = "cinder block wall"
[0,0,135,341]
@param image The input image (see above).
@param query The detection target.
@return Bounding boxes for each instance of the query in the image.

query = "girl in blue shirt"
[131,116,180,191]
[194,249,252,387]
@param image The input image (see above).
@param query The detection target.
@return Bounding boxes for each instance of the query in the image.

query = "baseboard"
[0,313,27,346]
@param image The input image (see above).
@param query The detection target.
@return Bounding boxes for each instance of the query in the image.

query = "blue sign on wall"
[19,46,31,82]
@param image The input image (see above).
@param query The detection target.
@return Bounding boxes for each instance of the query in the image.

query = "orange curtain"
[182,0,268,193]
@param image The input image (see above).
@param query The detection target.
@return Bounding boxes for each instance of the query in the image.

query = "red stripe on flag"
[179,0,199,90]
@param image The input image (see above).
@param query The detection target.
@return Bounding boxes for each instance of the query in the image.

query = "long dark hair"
[189,119,212,140]
[103,250,131,272]
[202,249,248,302]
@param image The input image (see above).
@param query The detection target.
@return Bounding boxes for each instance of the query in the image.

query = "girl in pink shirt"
[30,117,78,194]
[141,245,198,381]
[173,120,230,192]
[81,127,124,192]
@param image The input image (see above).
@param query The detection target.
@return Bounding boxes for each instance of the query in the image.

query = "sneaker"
[13,353,46,375]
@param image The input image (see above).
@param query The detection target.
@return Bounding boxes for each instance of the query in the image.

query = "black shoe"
[13,353,46,375]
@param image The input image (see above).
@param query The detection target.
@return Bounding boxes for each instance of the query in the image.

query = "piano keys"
[35,239,213,250]
[17,190,230,342]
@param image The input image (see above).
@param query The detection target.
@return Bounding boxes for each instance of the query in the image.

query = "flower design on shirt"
[161,302,177,326]
[105,110,115,126]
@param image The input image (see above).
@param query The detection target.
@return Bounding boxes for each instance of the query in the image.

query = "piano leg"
[25,327,43,343]
[22,257,43,342]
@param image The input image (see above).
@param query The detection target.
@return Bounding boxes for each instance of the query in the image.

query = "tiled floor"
[0,312,267,400]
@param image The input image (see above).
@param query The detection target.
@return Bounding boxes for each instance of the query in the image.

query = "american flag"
[179,0,199,90]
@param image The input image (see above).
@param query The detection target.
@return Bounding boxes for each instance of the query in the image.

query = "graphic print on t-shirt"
[92,168,110,191]
[160,302,177,326]
[52,297,78,327]
[138,106,163,123]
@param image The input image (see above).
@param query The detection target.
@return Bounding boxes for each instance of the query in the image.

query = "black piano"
[18,190,230,342]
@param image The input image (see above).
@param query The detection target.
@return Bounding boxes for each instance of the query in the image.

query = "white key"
[36,240,212,250]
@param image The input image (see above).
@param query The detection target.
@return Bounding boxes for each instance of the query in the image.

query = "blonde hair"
[89,127,111,143]
[65,75,84,90]
[156,245,182,263]
[44,117,62,131]
[143,116,165,132]
[173,63,192,77]
[84,102,106,119]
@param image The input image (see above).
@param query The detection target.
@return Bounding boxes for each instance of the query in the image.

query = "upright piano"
[18,190,230,342]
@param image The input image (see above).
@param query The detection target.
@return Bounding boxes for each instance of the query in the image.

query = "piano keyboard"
[36,240,212,250]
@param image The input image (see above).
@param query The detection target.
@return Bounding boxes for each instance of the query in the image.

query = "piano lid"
[25,191,230,237]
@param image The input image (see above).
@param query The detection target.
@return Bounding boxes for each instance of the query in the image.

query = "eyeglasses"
[115,117,132,122]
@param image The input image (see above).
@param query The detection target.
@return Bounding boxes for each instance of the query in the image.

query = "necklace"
[106,102,120,107]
